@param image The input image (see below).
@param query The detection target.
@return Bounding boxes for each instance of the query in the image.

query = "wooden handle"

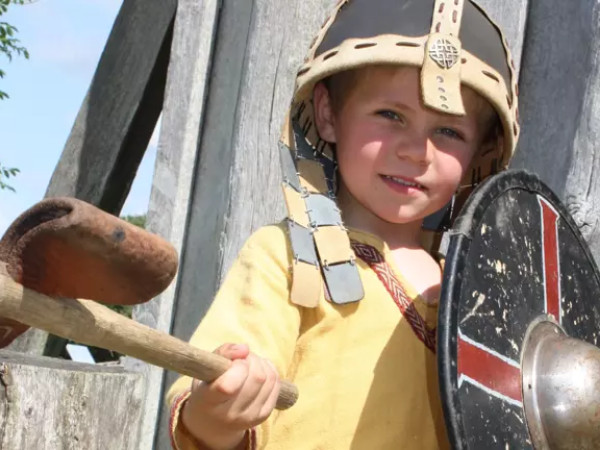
[0,266,298,410]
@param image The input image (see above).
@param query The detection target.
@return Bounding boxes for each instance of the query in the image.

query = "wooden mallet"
[0,198,298,410]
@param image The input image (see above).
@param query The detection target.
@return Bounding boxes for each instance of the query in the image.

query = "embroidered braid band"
[352,242,437,353]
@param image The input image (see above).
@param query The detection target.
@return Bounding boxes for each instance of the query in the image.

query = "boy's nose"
[394,134,434,166]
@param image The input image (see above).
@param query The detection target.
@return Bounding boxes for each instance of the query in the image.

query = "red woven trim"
[248,428,257,450]
[352,241,437,353]
[169,389,192,449]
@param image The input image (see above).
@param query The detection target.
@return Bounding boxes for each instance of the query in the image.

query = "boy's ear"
[478,128,504,166]
[313,82,337,143]
[496,133,505,160]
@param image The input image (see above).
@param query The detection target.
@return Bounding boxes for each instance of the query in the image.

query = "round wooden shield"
[438,170,600,449]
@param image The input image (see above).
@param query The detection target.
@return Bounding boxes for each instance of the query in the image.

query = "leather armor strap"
[421,0,466,115]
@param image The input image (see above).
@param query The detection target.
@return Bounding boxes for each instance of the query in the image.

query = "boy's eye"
[437,127,464,141]
[376,110,403,122]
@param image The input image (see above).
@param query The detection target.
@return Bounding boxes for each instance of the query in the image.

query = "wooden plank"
[476,0,529,74]
[4,325,49,357]
[0,351,143,449]
[511,0,600,259]
[511,0,592,195]
[124,0,223,448]
[0,349,126,373]
[8,0,177,357]
[47,0,175,213]
[550,3,600,260]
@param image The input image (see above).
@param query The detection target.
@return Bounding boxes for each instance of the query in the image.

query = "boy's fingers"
[254,359,280,419]
[235,356,279,415]
[214,343,250,360]
[227,354,267,412]
[209,359,250,399]
[259,374,281,420]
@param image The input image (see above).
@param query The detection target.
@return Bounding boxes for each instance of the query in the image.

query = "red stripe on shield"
[458,333,522,405]
[538,197,561,321]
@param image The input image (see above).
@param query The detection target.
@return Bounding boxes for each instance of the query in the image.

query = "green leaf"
[0,0,28,102]
[0,180,16,192]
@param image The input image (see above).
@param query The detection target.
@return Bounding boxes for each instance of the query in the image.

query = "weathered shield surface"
[438,170,600,449]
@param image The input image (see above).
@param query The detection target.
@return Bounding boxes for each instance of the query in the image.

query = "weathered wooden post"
[0,351,144,449]
[512,0,600,260]
[124,0,222,447]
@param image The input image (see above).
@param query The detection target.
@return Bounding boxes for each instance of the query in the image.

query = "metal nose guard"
[421,0,466,116]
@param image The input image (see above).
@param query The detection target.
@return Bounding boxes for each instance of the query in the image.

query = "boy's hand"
[181,343,281,450]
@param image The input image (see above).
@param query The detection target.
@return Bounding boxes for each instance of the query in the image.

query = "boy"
[167,0,519,448]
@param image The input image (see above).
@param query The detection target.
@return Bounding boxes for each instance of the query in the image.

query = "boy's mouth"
[380,174,426,191]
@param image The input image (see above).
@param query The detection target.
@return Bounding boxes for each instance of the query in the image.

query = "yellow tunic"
[167,223,449,449]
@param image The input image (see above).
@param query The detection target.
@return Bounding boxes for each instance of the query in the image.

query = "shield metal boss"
[438,170,600,449]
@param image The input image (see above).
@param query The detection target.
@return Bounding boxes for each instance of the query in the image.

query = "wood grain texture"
[123,0,224,447]
[561,6,600,261]
[476,0,529,73]
[46,0,175,214]
[511,0,600,261]
[511,0,595,194]
[0,351,143,450]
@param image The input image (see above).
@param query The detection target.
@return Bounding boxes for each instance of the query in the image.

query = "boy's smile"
[380,174,425,194]
[314,65,495,243]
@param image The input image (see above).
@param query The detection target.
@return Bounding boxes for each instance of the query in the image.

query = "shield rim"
[437,168,600,449]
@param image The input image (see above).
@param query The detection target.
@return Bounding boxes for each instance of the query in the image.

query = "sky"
[0,0,156,235]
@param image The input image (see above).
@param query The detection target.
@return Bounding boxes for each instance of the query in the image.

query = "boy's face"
[314,66,495,228]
